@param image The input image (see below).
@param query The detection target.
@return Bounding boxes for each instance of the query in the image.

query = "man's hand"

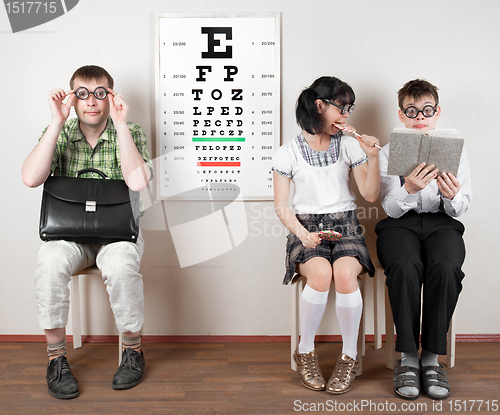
[108,88,129,126]
[48,88,75,125]
[437,172,461,200]
[404,163,439,194]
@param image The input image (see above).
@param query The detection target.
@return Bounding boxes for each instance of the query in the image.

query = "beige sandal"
[293,348,326,391]
[326,353,358,394]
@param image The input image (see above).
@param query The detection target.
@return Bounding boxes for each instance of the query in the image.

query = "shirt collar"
[99,117,114,142]
[297,132,341,150]
[68,117,113,143]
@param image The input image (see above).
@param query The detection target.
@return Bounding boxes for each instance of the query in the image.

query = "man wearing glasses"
[22,65,153,399]
[375,79,471,401]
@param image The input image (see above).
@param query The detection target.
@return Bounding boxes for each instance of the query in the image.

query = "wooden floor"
[0,341,499,414]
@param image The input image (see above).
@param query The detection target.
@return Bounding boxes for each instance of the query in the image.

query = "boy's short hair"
[69,65,114,89]
[398,79,439,109]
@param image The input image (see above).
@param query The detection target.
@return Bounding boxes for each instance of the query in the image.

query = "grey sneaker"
[46,356,79,399]
[112,348,145,390]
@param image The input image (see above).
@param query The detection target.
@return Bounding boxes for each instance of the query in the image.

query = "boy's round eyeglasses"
[403,105,437,119]
[74,86,109,100]
[322,99,355,115]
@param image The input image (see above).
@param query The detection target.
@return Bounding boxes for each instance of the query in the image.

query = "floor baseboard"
[1,333,499,343]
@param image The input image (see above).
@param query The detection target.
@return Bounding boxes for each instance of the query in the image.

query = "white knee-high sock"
[298,285,329,354]
[335,288,363,360]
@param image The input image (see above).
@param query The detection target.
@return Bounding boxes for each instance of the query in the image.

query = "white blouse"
[273,135,367,214]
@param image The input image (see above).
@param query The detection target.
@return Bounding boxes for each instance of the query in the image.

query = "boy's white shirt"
[380,128,471,219]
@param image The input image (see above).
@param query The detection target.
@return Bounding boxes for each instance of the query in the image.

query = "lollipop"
[334,123,382,150]
[317,230,342,241]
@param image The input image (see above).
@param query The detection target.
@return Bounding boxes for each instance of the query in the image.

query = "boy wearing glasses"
[22,65,153,399]
[375,79,471,400]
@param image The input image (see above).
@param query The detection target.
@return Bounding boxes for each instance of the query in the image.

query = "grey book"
[387,128,464,176]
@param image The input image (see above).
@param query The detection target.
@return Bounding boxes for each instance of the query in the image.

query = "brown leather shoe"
[293,348,326,391]
[326,353,358,394]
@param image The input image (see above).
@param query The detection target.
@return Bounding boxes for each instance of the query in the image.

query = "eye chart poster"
[155,13,281,200]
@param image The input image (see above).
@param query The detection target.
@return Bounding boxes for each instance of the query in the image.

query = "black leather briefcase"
[39,168,140,244]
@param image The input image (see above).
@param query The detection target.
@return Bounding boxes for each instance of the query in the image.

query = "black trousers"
[375,211,465,355]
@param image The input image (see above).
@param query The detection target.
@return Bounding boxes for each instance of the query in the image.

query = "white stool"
[71,266,123,363]
[291,272,367,376]
[374,265,456,369]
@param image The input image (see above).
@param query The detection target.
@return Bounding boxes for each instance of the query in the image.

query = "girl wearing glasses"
[273,76,380,394]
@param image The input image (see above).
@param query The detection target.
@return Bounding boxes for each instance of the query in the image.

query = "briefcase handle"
[75,168,110,179]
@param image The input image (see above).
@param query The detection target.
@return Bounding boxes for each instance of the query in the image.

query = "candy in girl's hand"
[334,122,382,149]
[317,230,342,241]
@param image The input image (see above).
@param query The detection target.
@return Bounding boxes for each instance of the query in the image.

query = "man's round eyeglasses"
[74,86,109,100]
[322,99,355,115]
[403,105,437,119]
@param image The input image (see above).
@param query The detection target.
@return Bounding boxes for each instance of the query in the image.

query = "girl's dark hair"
[296,76,355,135]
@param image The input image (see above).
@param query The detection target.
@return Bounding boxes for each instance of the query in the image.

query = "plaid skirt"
[283,210,375,285]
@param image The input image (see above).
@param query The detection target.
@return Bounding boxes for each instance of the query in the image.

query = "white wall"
[1,0,499,337]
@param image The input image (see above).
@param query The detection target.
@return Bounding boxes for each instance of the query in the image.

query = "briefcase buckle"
[86,201,96,212]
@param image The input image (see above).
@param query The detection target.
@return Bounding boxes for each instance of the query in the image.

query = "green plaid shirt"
[44,117,153,180]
